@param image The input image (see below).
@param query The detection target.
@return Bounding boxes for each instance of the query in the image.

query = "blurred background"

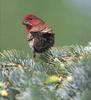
[0,0,91,53]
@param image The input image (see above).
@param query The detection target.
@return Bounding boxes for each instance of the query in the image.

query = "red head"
[22,14,43,32]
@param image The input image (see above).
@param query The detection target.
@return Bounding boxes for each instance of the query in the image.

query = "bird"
[22,14,54,57]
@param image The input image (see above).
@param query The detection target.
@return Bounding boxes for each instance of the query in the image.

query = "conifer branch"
[0,43,91,100]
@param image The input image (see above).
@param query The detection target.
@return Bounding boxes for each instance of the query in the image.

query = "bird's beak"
[22,21,27,25]
[22,21,32,26]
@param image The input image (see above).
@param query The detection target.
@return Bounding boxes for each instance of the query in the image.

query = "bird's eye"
[30,18,32,20]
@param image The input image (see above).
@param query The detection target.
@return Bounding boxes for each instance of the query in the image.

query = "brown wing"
[32,32,54,53]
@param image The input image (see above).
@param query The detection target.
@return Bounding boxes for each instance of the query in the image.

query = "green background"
[0,0,91,53]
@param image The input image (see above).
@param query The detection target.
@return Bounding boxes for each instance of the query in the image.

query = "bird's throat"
[26,25,32,32]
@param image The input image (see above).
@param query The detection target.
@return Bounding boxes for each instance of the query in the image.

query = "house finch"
[22,14,54,57]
